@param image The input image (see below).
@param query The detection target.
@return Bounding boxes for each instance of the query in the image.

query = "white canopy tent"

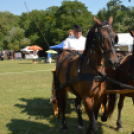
[20,46,34,59]
[115,33,133,51]
[20,46,33,52]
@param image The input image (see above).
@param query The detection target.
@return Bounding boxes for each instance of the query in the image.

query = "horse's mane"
[83,25,95,55]
[83,20,109,56]
[120,53,132,64]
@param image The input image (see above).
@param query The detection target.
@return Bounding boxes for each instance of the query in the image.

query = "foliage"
[96,0,134,33]
[19,1,93,48]
[20,38,31,48]
[52,0,93,44]
[5,26,26,51]
[0,0,134,51]
[0,11,19,50]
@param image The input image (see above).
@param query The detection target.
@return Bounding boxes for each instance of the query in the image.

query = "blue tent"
[49,41,64,50]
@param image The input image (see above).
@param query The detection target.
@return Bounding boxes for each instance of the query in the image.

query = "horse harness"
[56,51,107,97]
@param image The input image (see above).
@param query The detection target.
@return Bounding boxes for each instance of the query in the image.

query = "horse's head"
[86,16,119,69]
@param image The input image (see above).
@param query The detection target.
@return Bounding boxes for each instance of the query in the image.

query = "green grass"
[0,60,134,134]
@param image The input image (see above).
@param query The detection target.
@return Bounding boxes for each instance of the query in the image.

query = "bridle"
[92,24,116,58]
[85,24,118,77]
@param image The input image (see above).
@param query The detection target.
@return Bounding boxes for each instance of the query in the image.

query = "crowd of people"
[0,50,14,60]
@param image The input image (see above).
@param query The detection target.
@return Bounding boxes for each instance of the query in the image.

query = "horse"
[100,30,134,133]
[51,16,119,134]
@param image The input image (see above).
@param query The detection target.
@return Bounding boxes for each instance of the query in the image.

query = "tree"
[53,0,93,44]
[0,11,19,50]
[97,0,134,33]
[19,8,58,50]
[19,2,93,48]
[5,26,25,51]
[20,38,31,48]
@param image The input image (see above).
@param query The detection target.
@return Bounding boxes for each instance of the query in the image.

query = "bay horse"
[51,16,119,134]
[101,30,134,133]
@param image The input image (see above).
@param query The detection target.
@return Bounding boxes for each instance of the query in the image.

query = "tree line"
[0,0,133,51]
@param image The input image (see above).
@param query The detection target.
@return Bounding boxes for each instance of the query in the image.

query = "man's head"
[73,25,82,39]
[68,29,74,37]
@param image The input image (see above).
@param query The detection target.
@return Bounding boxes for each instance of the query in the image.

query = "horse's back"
[56,51,79,83]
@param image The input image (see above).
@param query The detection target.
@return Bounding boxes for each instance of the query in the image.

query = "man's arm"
[63,38,70,51]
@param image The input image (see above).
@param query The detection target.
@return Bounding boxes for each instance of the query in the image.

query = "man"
[63,25,86,52]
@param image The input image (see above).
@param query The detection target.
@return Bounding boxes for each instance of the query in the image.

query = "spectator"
[33,50,38,63]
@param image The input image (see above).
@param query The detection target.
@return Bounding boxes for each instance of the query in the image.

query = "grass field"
[0,60,134,134]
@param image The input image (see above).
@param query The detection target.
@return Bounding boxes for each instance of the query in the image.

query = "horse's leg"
[101,95,108,122]
[83,97,98,134]
[75,96,83,129]
[116,95,125,131]
[60,90,68,131]
[132,96,134,105]
[94,95,104,121]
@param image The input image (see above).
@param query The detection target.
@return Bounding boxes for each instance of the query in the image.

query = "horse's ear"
[129,30,134,37]
[108,16,113,25]
[94,16,101,26]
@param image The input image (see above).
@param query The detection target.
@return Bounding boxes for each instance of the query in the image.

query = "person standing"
[33,50,38,63]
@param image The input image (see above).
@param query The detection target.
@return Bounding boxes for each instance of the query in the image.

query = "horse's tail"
[107,94,117,117]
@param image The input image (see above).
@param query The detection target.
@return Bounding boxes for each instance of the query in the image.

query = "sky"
[0,0,133,15]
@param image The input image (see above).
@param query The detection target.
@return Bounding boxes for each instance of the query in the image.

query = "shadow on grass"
[6,97,104,134]
[14,98,79,118]
[6,119,51,134]
[14,98,54,119]
[6,118,103,134]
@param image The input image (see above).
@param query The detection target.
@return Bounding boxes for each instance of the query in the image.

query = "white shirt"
[63,36,86,51]
[33,51,38,59]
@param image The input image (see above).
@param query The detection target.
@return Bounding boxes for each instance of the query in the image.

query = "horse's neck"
[85,49,103,65]
[84,49,106,74]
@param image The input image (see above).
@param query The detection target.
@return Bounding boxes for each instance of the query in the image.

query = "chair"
[38,57,42,63]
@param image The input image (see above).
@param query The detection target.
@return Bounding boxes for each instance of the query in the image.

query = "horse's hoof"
[101,115,108,122]
[116,127,123,132]
[78,125,84,129]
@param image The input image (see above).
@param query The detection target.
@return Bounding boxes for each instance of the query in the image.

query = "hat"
[73,25,82,32]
